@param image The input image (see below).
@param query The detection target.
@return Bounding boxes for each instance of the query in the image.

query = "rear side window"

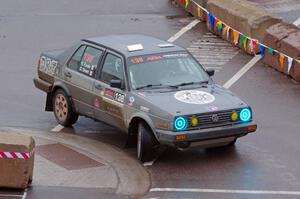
[99,53,124,84]
[79,47,103,77]
[67,45,103,78]
[67,45,86,71]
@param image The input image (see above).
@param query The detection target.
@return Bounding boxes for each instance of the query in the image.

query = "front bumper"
[156,122,256,148]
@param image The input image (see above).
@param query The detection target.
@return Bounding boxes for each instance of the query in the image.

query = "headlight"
[174,117,188,131]
[240,108,252,122]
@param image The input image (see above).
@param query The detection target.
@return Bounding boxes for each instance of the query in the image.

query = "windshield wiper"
[136,84,178,90]
[172,81,209,87]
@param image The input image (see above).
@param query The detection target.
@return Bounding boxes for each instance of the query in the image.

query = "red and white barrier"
[0,149,34,159]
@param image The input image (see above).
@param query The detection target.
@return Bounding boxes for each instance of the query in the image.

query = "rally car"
[34,34,257,162]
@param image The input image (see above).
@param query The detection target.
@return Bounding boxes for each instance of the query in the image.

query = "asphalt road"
[0,0,300,199]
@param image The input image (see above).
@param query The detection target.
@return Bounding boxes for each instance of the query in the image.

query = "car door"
[64,45,104,117]
[93,51,127,130]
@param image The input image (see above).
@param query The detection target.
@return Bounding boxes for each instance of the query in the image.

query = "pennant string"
[188,0,298,63]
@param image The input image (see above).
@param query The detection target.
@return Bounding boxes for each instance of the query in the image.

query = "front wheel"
[53,89,78,127]
[226,138,237,147]
[137,122,156,163]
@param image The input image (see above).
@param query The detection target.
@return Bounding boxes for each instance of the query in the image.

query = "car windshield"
[127,52,210,90]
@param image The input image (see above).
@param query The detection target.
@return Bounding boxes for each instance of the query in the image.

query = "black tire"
[137,122,156,162]
[52,89,78,127]
[227,138,237,147]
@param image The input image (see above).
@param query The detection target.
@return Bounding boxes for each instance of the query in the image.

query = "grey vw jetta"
[34,34,257,162]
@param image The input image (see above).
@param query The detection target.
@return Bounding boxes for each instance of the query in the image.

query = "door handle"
[64,72,72,78]
[95,84,102,90]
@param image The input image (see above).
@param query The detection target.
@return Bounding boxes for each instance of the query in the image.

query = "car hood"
[134,84,247,116]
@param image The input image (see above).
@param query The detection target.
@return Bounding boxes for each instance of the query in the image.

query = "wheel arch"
[45,81,73,111]
[128,113,159,143]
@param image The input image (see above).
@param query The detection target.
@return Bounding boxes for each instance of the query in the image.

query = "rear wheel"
[137,122,156,162]
[53,89,78,127]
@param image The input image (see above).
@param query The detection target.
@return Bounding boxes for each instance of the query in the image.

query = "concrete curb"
[2,127,151,198]
[174,0,300,82]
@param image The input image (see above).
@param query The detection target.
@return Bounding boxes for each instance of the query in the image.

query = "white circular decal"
[174,90,215,104]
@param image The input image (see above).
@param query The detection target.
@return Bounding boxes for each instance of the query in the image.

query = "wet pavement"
[0,0,300,198]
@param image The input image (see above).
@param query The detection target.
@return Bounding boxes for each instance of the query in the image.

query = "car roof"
[83,34,185,57]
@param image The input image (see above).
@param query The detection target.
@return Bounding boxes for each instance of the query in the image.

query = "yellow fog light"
[231,111,238,121]
[191,116,199,127]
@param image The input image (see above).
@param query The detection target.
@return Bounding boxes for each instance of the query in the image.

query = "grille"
[187,109,243,130]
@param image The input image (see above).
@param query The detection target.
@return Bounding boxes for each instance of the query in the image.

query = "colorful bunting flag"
[287,57,293,74]
[223,25,228,36]
[226,27,231,40]
[217,21,223,32]
[268,48,274,55]
[251,40,257,54]
[243,38,248,50]
[208,13,215,29]
[239,34,246,47]
[233,30,239,45]
[185,0,189,8]
[260,45,265,58]
[197,7,201,17]
[279,53,285,71]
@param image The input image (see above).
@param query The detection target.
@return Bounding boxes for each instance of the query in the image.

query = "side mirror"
[110,79,123,89]
[206,69,215,77]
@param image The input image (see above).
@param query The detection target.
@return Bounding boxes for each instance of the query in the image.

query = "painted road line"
[22,189,27,199]
[51,124,64,132]
[188,32,239,69]
[167,19,200,43]
[150,188,300,196]
[143,161,155,167]
[223,55,261,89]
[0,194,23,198]
[293,17,300,26]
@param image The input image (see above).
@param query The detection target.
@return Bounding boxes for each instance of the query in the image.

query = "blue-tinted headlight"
[174,117,188,131]
[240,108,252,122]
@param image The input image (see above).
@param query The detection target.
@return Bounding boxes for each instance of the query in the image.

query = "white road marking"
[293,17,300,26]
[150,188,300,196]
[167,19,200,43]
[22,189,27,199]
[0,194,23,198]
[51,124,64,132]
[187,33,239,71]
[223,55,261,89]
[143,155,159,166]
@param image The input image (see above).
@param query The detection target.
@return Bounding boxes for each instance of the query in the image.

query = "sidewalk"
[0,127,150,198]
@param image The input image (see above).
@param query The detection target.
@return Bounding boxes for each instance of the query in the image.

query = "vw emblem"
[211,114,219,123]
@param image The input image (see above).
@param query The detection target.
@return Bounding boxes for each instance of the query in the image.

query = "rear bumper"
[156,122,256,148]
[33,78,52,93]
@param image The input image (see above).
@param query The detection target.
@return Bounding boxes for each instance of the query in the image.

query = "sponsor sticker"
[39,56,59,75]
[104,89,125,104]
[114,92,125,103]
[208,105,218,111]
[174,90,215,105]
[128,96,135,106]
[140,106,150,112]
[94,97,101,108]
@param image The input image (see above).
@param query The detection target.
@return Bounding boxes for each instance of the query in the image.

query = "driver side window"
[99,53,124,86]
